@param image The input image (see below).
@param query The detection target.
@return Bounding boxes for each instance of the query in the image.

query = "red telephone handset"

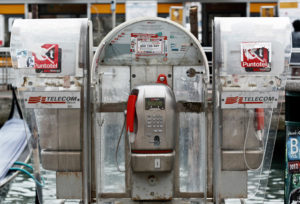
[126,95,137,134]
[255,108,264,141]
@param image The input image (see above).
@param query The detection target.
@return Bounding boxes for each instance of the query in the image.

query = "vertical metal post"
[246,0,250,17]
[83,22,92,204]
[32,4,38,19]
[87,3,91,20]
[111,0,116,28]
[212,20,221,204]
[24,3,29,19]
[189,6,198,39]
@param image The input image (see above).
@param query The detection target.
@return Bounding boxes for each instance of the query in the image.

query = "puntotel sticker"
[241,42,271,72]
[221,91,278,109]
[24,91,80,109]
[33,44,62,73]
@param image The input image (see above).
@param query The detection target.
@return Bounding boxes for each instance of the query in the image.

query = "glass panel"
[100,112,125,193]
[100,66,130,103]
[179,112,206,193]
[173,66,204,102]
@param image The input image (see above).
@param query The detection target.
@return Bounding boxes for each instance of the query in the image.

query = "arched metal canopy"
[91,17,209,83]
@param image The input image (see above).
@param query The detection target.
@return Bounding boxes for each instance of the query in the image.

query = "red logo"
[241,47,269,68]
[32,44,60,70]
[225,96,263,104]
[28,96,66,104]
[225,96,238,104]
[241,42,271,72]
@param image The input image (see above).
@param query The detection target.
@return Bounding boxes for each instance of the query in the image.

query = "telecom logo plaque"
[221,91,278,109]
[24,91,80,109]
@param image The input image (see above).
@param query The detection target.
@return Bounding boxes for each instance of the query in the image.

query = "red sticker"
[241,42,271,72]
[32,44,61,73]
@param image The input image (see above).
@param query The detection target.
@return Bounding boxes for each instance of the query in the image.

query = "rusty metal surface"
[131,172,173,200]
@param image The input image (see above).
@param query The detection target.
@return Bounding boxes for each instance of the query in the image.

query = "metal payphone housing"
[92,17,209,203]
[130,84,177,200]
[10,18,92,201]
[132,84,176,152]
[212,17,292,203]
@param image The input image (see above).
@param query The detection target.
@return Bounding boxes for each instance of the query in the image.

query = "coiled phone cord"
[243,110,265,171]
[115,111,132,173]
[243,109,267,198]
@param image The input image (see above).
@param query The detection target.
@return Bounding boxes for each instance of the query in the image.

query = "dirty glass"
[99,112,126,193]
[179,112,206,193]
[100,66,130,103]
[173,66,206,194]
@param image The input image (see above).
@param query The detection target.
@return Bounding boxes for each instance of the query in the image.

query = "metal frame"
[212,19,221,204]
[82,20,93,203]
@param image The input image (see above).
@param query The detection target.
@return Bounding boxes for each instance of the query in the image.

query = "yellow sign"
[280,2,298,8]
[170,6,183,25]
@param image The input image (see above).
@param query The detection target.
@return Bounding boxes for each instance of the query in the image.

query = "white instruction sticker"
[130,33,167,56]
[16,50,35,68]
[23,91,80,109]
[221,91,279,109]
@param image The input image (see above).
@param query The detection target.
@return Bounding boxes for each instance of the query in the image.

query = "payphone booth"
[212,18,291,203]
[91,17,209,203]
[10,18,92,200]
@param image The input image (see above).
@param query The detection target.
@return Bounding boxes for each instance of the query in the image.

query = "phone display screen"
[145,98,165,110]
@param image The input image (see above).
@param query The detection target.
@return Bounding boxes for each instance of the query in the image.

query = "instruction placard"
[130,33,167,56]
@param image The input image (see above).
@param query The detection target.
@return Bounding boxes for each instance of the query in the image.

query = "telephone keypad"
[146,114,164,136]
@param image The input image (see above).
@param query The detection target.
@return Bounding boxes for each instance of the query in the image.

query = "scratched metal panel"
[131,172,173,200]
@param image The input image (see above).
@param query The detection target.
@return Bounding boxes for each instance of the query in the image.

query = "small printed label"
[16,50,34,68]
[241,42,271,72]
[130,33,167,56]
[221,91,278,109]
[24,91,80,109]
[154,158,160,169]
